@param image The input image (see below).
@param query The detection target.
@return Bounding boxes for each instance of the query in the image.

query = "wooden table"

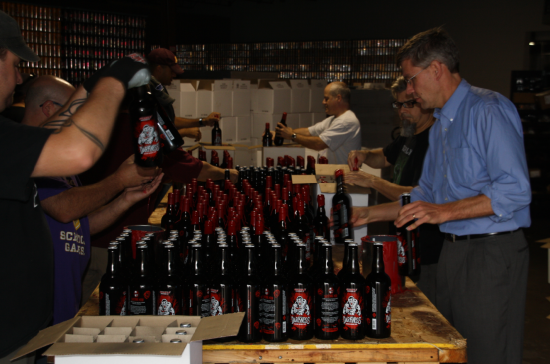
[78,187,467,363]
[78,279,466,364]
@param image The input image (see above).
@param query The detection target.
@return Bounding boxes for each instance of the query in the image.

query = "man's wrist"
[198,118,204,127]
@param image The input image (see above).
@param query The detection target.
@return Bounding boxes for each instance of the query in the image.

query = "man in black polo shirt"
[0,10,150,363]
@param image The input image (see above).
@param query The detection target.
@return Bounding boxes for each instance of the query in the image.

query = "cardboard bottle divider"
[15,313,244,364]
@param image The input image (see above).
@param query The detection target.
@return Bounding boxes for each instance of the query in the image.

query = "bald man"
[275,81,361,164]
[22,75,162,325]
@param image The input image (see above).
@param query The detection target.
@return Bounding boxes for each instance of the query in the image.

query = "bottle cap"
[334,169,344,178]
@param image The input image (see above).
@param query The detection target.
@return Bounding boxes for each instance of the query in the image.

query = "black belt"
[445,229,520,242]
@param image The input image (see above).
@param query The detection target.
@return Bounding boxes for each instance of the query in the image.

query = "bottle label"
[213,132,222,145]
[332,201,349,239]
[210,288,230,316]
[385,294,392,329]
[156,290,179,315]
[129,289,155,315]
[260,288,275,334]
[316,284,339,333]
[236,287,260,335]
[341,288,363,329]
[103,290,127,316]
[290,289,312,329]
[201,289,211,317]
[370,287,377,330]
[396,232,407,267]
[135,117,160,159]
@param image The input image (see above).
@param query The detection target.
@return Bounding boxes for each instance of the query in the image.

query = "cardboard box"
[250,82,259,113]
[293,164,371,246]
[196,80,214,118]
[232,80,251,116]
[251,113,279,139]
[257,80,291,114]
[286,113,300,130]
[220,116,237,143]
[289,79,311,113]
[512,92,536,104]
[236,115,251,143]
[313,112,327,124]
[15,314,244,364]
[212,80,233,117]
[166,80,199,118]
[298,113,314,128]
[536,90,550,110]
[310,79,326,113]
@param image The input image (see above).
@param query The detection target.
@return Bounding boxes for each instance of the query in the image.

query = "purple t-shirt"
[35,176,91,324]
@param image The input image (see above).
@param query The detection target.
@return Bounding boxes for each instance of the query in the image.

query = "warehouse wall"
[184,0,550,98]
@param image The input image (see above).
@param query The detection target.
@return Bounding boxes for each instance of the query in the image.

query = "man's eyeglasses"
[39,101,64,108]
[404,67,427,84]
[392,100,418,109]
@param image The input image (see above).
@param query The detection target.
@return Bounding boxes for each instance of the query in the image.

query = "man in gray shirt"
[275,82,361,164]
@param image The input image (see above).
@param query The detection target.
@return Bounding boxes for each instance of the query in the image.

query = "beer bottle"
[314,194,329,240]
[295,197,312,267]
[339,243,366,340]
[161,193,177,238]
[288,243,314,340]
[398,193,420,277]
[210,244,235,318]
[273,112,288,146]
[276,205,290,259]
[262,123,273,147]
[155,243,182,315]
[306,156,316,175]
[129,85,162,167]
[332,169,353,245]
[99,244,128,315]
[314,243,340,340]
[129,244,156,315]
[154,96,185,154]
[337,238,354,279]
[187,244,211,317]
[366,242,392,339]
[261,244,288,342]
[177,197,192,260]
[212,120,222,146]
[236,244,262,342]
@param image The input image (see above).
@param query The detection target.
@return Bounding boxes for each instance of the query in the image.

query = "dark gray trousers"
[436,230,529,364]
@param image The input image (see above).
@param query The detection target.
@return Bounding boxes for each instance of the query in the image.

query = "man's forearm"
[443,194,494,221]
[364,149,389,169]
[40,174,126,224]
[197,162,224,181]
[370,178,414,201]
[294,134,328,151]
[350,201,401,228]
[88,194,133,235]
[32,78,125,177]
[174,116,202,129]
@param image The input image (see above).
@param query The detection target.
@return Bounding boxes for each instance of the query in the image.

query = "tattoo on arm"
[41,98,105,152]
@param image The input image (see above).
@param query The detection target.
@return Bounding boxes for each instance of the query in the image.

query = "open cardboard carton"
[14,313,244,364]
[292,164,372,195]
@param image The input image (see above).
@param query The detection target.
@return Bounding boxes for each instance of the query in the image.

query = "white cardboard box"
[251,113,280,139]
[232,80,251,116]
[166,80,199,118]
[236,115,251,143]
[250,82,259,113]
[298,113,314,128]
[257,80,291,114]
[286,113,300,130]
[289,79,311,113]
[212,79,233,117]
[310,79,326,113]
[313,112,327,124]
[196,80,214,118]
[15,314,244,364]
[220,116,237,144]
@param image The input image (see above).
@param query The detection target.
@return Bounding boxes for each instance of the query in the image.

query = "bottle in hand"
[273,112,288,146]
[129,85,162,167]
[212,120,222,146]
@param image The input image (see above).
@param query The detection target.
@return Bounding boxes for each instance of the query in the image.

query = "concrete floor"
[522,216,550,364]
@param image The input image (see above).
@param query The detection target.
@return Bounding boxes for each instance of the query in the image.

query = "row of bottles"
[100,165,391,341]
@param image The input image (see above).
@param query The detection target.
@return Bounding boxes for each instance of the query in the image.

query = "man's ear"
[41,100,56,118]
[431,60,444,81]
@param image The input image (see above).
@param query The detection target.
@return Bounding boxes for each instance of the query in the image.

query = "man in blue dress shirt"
[349,27,530,364]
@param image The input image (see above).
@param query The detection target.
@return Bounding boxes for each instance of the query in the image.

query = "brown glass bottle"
[398,193,420,277]
[273,112,288,146]
[210,244,235,317]
[314,243,340,340]
[212,120,222,146]
[339,243,366,340]
[332,169,353,245]
[288,243,314,340]
[236,244,262,342]
[314,194,329,240]
[366,242,392,339]
[128,244,156,315]
[99,245,128,315]
[161,193,177,237]
[186,244,211,317]
[155,244,182,315]
[129,85,162,167]
[262,123,273,147]
[261,244,288,342]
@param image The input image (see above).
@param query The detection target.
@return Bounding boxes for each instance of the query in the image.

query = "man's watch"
[292,133,297,140]
[198,118,204,127]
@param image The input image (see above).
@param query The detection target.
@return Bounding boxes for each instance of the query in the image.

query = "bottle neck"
[294,245,307,275]
[219,246,230,276]
[336,175,345,193]
[192,246,204,276]
[165,246,177,276]
[137,247,151,277]
[106,247,118,275]
[246,247,257,276]
[372,244,385,274]
[346,245,360,274]
[322,245,334,274]
[272,246,283,276]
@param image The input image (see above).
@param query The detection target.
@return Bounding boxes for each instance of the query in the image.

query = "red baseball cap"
[147,48,183,75]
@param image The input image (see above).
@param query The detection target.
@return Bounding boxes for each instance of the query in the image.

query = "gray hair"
[0,47,7,61]
[328,82,351,104]
[396,26,460,73]
[390,76,407,100]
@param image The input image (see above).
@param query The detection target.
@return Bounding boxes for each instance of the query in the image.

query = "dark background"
[12,0,550,97]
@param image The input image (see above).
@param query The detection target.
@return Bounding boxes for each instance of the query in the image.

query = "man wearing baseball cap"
[0,10,152,363]
[147,48,221,141]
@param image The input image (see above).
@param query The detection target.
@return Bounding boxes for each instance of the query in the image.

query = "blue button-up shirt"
[411,80,531,235]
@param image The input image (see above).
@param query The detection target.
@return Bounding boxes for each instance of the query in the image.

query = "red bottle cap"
[182,197,190,212]
[227,220,236,235]
[255,215,264,235]
[266,157,274,168]
[274,184,281,200]
[173,189,180,201]
[266,176,273,189]
[191,210,200,224]
[227,156,233,169]
[334,169,344,178]
[277,156,285,167]
[317,194,325,207]
[204,220,214,234]
[167,192,174,205]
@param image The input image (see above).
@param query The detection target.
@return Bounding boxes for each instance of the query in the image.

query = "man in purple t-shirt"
[22,75,163,324]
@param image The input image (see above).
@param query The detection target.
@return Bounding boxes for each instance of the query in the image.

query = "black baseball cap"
[0,10,40,62]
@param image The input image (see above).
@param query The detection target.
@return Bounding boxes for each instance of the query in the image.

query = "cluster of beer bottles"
[100,163,392,342]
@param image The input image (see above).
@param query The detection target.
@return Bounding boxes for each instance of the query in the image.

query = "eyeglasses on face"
[404,66,427,84]
[392,100,418,109]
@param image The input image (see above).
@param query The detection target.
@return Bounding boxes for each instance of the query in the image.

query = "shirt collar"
[436,79,470,123]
